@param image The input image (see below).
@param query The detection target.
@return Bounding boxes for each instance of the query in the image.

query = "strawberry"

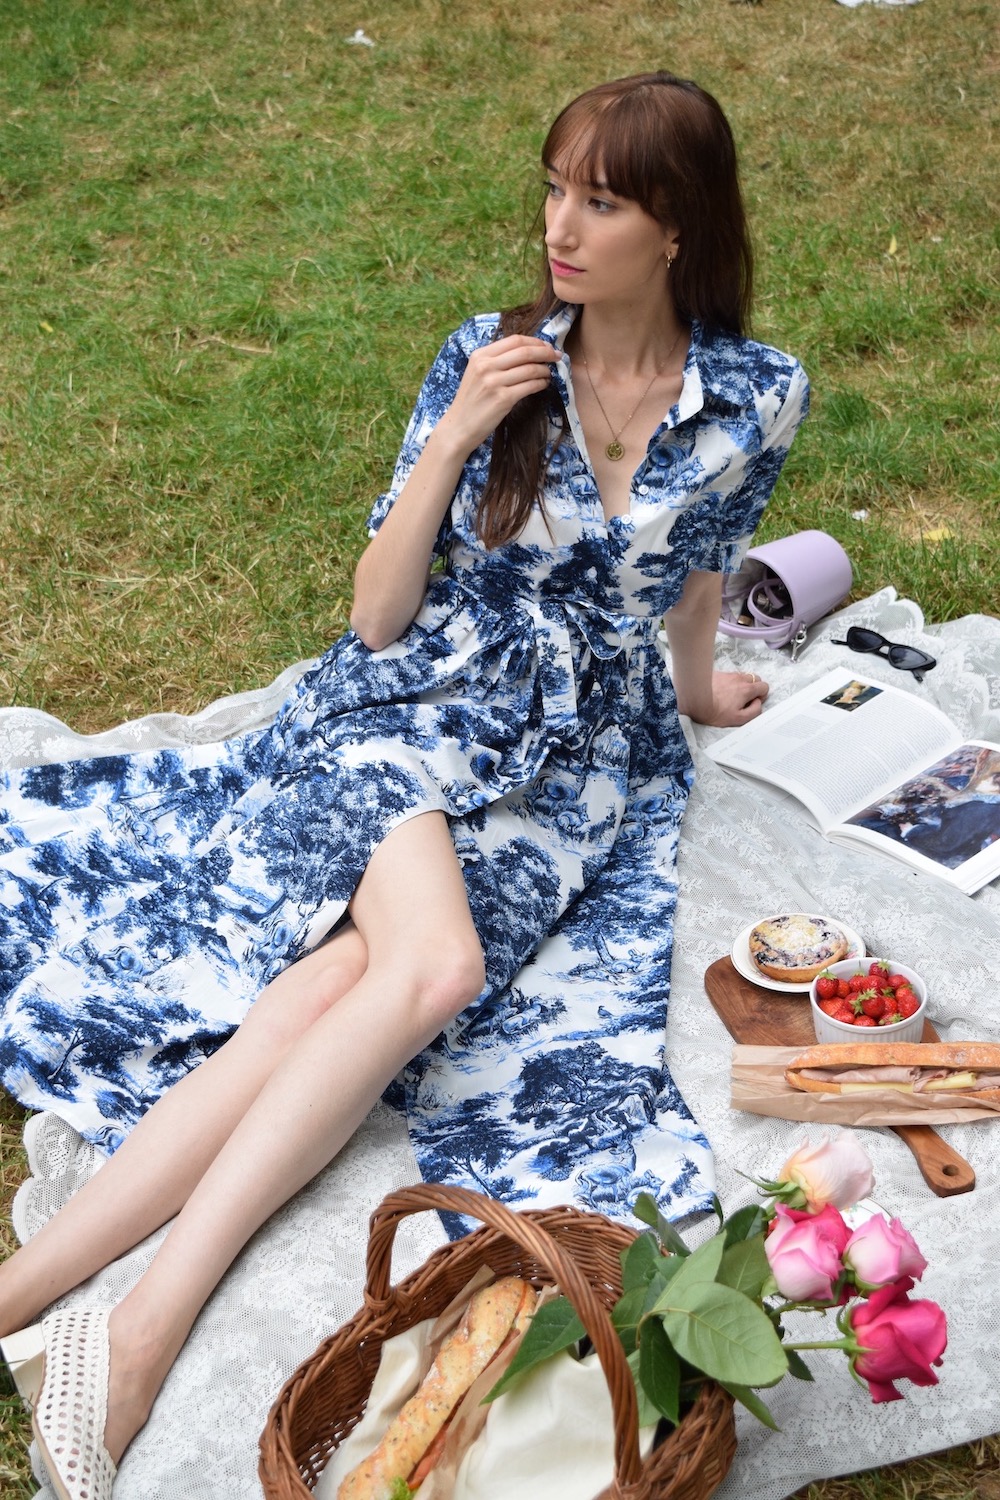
[853,1014,877,1027]
[848,973,871,993]
[879,1012,904,1026]
[861,991,887,1019]
[895,991,921,1019]
[837,979,852,1000]
[886,974,910,992]
[831,1003,856,1025]
[818,998,843,1017]
[868,961,890,981]
[815,972,839,1001]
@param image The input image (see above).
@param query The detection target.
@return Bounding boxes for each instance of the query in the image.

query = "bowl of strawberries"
[809,958,927,1045]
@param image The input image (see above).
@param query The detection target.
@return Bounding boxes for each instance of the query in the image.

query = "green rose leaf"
[611,1285,649,1356]
[643,1259,683,1313]
[721,1203,768,1245]
[637,1315,681,1426]
[718,1380,780,1430]
[653,1228,725,1295]
[717,1233,771,1300]
[656,1282,789,1388]
[484,1296,584,1402]
[633,1193,691,1257]
[620,1231,665,1292]
[784,1347,815,1382]
[626,1349,664,1429]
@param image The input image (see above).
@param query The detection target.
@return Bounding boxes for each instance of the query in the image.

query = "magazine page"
[832,741,1000,895]
[707,670,962,829]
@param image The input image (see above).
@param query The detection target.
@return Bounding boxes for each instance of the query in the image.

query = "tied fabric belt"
[457,579,661,736]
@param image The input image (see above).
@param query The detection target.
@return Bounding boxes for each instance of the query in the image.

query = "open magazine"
[707,668,1000,894]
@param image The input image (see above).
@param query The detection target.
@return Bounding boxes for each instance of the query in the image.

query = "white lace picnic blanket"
[7,588,1000,1500]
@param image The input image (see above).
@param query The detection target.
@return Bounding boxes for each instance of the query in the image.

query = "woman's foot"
[0,1302,169,1498]
[102,1305,165,1464]
[7,1307,118,1500]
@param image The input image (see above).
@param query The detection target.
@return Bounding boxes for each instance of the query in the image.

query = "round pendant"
[605,439,625,461]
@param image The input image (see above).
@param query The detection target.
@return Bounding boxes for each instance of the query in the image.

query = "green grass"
[1,0,998,1493]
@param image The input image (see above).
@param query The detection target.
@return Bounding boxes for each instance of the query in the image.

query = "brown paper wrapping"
[730,1045,1000,1125]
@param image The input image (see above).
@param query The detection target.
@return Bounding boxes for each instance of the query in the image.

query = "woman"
[0,72,807,1499]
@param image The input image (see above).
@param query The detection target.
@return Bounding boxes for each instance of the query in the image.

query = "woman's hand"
[434,335,557,454]
[692,670,769,727]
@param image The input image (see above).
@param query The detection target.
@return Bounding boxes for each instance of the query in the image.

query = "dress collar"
[535,304,754,433]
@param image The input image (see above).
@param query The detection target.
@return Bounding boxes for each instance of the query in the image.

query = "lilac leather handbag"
[717,530,852,658]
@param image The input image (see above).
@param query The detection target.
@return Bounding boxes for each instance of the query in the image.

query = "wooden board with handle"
[704,955,976,1197]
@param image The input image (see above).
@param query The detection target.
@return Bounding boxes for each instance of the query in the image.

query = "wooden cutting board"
[704,956,976,1197]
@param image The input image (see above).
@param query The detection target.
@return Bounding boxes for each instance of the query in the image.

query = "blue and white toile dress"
[0,306,807,1225]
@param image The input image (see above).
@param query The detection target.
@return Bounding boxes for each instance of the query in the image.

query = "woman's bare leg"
[0,924,369,1338]
[101,810,483,1462]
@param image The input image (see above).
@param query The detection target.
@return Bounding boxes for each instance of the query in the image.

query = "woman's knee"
[409,934,486,1033]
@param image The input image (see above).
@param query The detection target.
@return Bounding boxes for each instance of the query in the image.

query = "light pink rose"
[844,1215,928,1291]
[777,1132,875,1211]
[765,1203,851,1302]
[846,1276,947,1402]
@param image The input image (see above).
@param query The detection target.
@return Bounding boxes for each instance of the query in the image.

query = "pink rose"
[765,1203,851,1302]
[777,1133,875,1211]
[844,1215,928,1291]
[845,1276,947,1402]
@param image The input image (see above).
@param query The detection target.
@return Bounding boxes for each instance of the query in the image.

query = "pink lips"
[549,259,583,277]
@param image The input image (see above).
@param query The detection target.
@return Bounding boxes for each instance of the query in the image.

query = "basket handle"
[363,1183,646,1495]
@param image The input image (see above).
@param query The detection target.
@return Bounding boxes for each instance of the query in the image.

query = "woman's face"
[543,155,679,312]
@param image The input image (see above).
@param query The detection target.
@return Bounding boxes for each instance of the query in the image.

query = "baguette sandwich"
[337,1275,537,1500]
[784,1042,1000,1103]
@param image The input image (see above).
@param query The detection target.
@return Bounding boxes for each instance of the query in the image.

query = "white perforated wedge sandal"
[1,1308,117,1500]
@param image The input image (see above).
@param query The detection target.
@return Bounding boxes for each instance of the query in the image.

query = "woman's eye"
[544,180,562,198]
[590,197,615,213]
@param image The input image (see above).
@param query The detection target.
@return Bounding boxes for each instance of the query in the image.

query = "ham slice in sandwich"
[785,1042,1000,1104]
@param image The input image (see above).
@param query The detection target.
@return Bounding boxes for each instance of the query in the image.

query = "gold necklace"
[580,328,685,461]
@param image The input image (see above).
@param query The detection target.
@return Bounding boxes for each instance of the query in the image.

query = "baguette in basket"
[337,1276,537,1499]
[785,1042,1000,1102]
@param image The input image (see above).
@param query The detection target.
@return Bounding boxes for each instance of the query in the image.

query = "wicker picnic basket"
[258,1183,736,1500]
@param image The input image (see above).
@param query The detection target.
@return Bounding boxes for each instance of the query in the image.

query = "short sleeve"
[687,359,810,576]
[366,320,491,552]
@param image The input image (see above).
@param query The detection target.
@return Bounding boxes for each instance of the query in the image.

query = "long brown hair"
[477,72,754,549]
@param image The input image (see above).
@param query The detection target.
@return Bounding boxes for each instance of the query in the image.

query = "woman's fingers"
[442,337,558,450]
[741,670,770,705]
[480,334,559,369]
[465,338,557,397]
[702,669,770,727]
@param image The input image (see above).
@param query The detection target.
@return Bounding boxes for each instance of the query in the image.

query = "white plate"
[731,916,867,994]
[842,1197,887,1231]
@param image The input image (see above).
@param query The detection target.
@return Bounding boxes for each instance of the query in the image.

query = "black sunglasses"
[831,627,937,682]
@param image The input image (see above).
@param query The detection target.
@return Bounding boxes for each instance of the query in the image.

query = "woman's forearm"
[350,422,471,650]
[663,571,723,721]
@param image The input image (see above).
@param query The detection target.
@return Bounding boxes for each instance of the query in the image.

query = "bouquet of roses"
[487,1133,946,1429]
